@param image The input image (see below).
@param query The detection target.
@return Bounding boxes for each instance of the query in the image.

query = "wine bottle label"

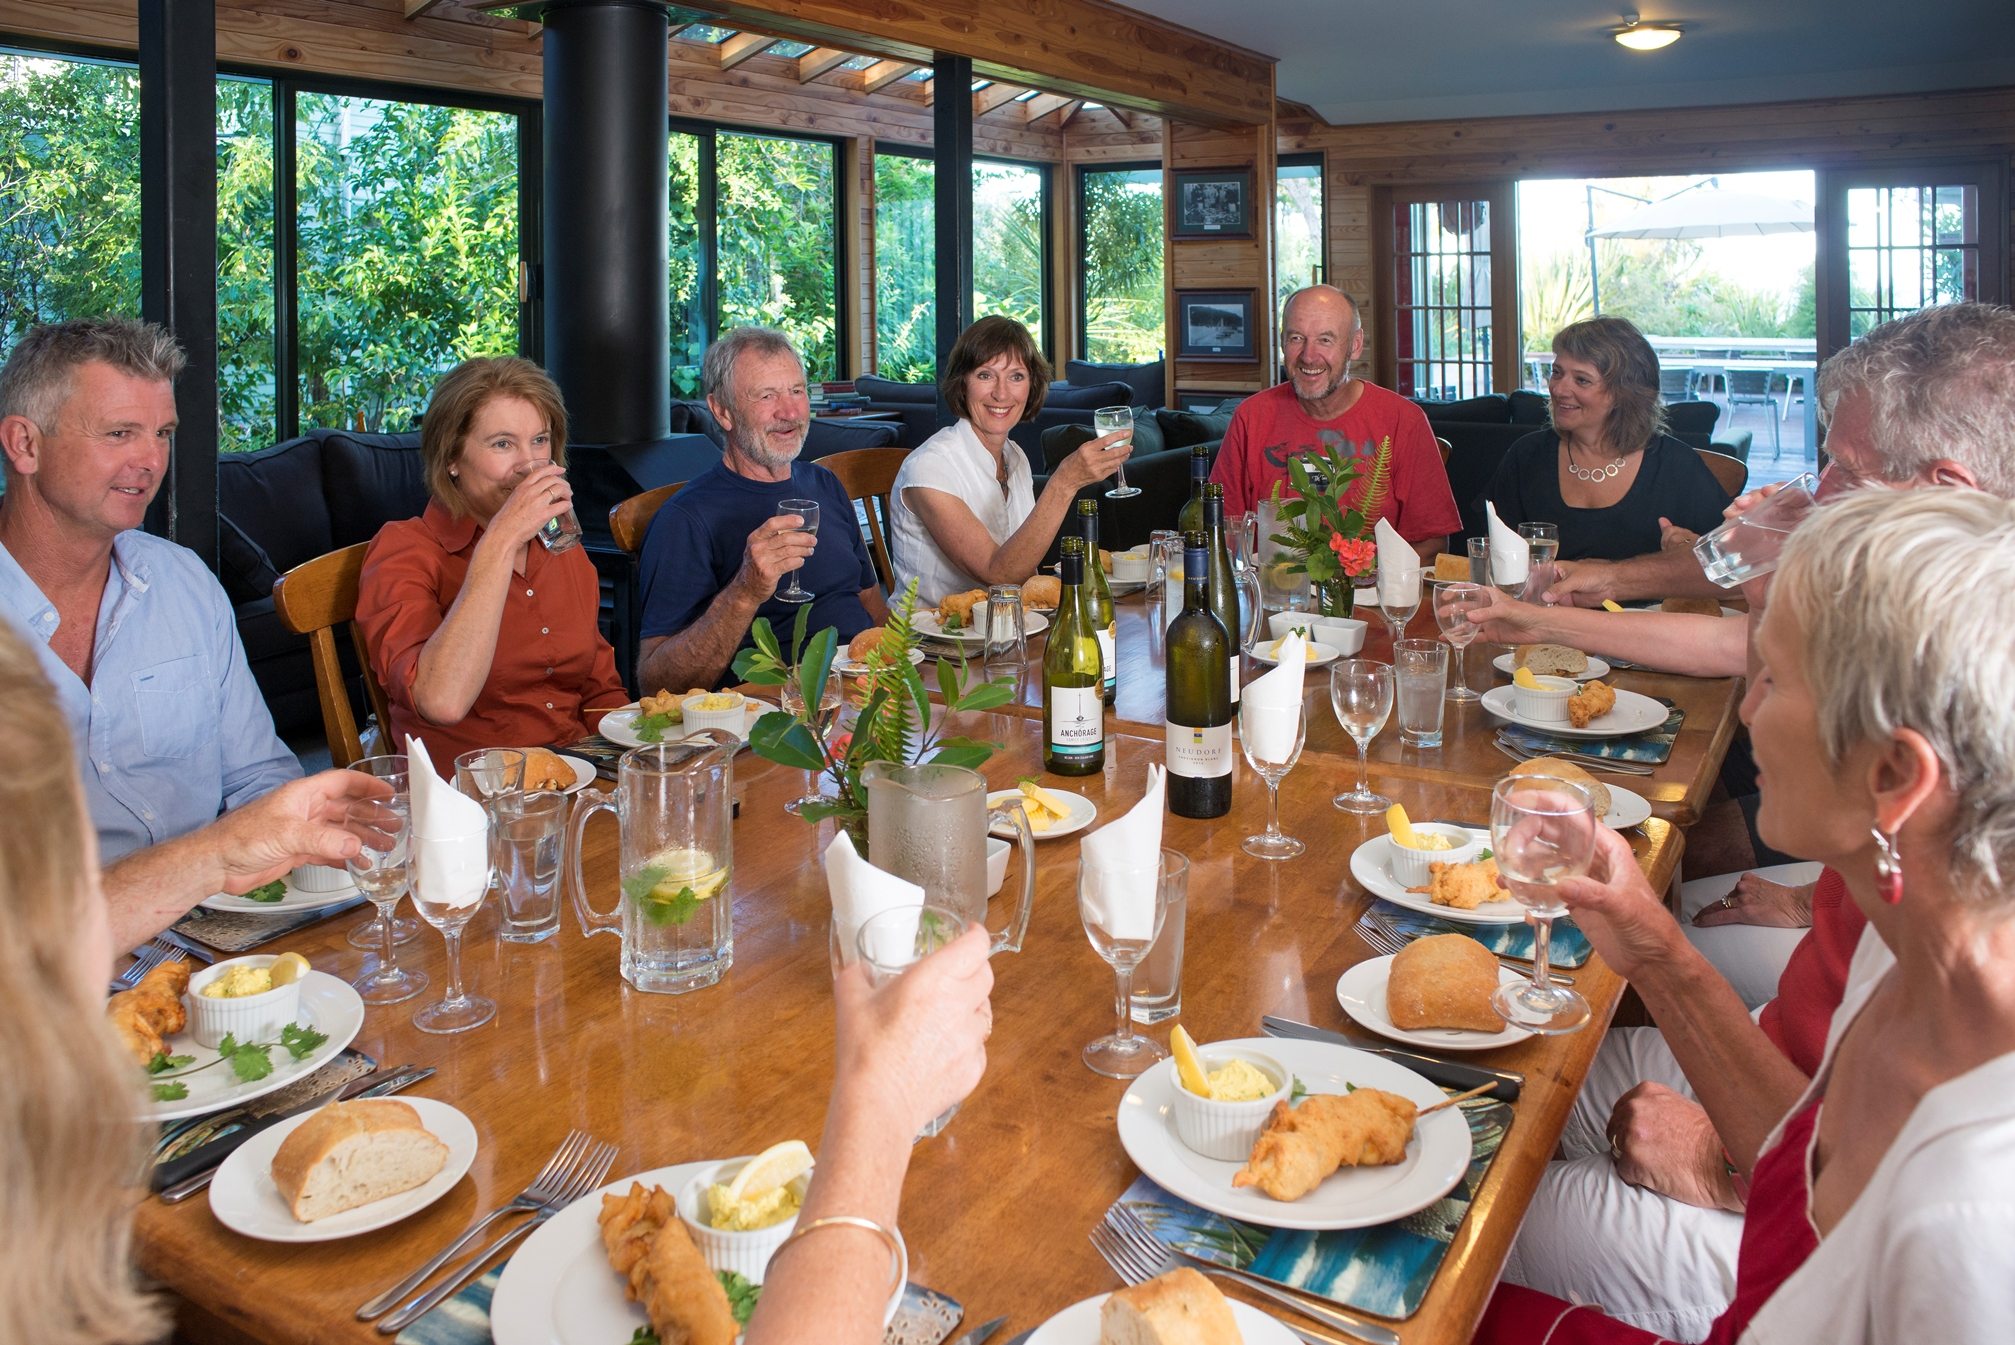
[1227,652,1242,703]
[1097,626,1116,690]
[1165,721,1231,778]
[1049,686,1104,757]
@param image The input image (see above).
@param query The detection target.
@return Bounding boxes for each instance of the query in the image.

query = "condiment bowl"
[1387,823,1485,888]
[288,864,352,893]
[680,692,749,738]
[1169,1047,1290,1162]
[1267,610,1367,656]
[986,837,1010,897]
[1111,548,1152,584]
[1511,673,1577,722]
[677,1157,812,1282]
[184,955,306,1050]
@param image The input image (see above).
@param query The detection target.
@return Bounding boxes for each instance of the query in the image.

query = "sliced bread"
[1506,757,1612,818]
[1100,1267,1241,1345]
[270,1098,448,1223]
[1512,642,1589,677]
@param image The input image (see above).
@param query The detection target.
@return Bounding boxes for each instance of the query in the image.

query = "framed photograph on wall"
[1171,169,1254,239]
[1175,289,1257,361]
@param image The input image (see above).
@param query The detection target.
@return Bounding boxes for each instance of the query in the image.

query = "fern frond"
[1357,436,1395,522]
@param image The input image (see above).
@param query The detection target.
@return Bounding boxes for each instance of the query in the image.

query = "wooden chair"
[1695,447,1749,498]
[609,482,686,557]
[1435,436,1453,466]
[816,446,909,591]
[271,542,392,769]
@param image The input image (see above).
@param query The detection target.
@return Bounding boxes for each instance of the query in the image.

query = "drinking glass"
[1330,659,1393,813]
[1128,852,1191,1026]
[780,676,842,816]
[1489,775,1599,1034]
[411,818,496,1034]
[456,748,525,886]
[493,790,567,943]
[1692,472,1818,588]
[1431,579,1486,702]
[1076,858,1171,1075]
[1466,536,1491,586]
[1148,530,1180,603]
[1095,405,1140,499]
[1238,695,1307,860]
[347,753,419,950]
[983,583,1026,669]
[345,757,428,1005]
[1393,639,1448,748]
[776,498,821,602]
[857,904,970,1136]
[1518,521,1560,568]
[1376,564,1423,644]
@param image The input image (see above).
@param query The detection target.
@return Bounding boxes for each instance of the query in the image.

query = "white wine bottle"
[1203,484,1243,705]
[1077,498,1117,705]
[1165,531,1232,819]
[1175,444,1212,537]
[1044,537,1105,776]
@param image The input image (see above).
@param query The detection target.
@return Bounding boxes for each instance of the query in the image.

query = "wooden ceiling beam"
[1045,98,1086,130]
[1021,92,1070,121]
[796,47,852,82]
[1104,105,1132,129]
[858,59,919,94]
[973,83,1026,117]
[718,33,780,68]
[404,0,453,16]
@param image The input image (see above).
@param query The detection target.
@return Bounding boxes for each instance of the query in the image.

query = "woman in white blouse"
[888,316,1132,604]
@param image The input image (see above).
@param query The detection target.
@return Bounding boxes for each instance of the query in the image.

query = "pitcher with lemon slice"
[568,740,735,993]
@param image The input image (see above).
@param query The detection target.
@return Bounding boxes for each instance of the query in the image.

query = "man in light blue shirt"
[0,319,301,865]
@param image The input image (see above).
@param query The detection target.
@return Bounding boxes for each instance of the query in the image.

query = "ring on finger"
[1718,894,1737,910]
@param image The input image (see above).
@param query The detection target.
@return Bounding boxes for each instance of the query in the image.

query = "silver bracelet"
[769,1215,907,1298]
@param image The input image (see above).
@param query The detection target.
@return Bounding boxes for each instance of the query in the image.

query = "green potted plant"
[1265,436,1392,617]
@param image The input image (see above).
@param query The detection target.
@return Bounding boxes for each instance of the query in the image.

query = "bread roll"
[1506,757,1610,817]
[848,626,892,661]
[1021,575,1061,610]
[1099,1267,1241,1345]
[1512,643,1588,677]
[1432,553,1472,583]
[270,1099,448,1222]
[522,747,574,792]
[1386,934,1502,1032]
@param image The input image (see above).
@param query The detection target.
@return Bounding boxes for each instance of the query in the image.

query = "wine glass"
[1095,405,1140,499]
[347,754,419,950]
[410,816,496,1034]
[1375,564,1423,645]
[1489,775,1599,1034]
[1238,695,1307,859]
[777,498,820,602]
[1520,522,1562,606]
[857,904,971,1136]
[1432,579,1487,703]
[344,757,428,1005]
[1076,855,1172,1074]
[1329,659,1393,813]
[780,676,842,816]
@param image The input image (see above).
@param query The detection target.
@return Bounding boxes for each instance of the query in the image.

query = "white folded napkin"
[1080,764,1165,941]
[823,831,924,968]
[1487,502,1529,586]
[404,735,489,909]
[1241,630,1306,762]
[1374,517,1421,606]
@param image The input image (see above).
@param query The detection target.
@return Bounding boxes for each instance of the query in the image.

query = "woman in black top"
[1486,316,1731,562]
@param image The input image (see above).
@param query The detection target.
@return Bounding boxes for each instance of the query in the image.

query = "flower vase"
[1312,577,1354,618]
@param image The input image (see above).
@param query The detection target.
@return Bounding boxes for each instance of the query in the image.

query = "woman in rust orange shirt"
[357,356,624,771]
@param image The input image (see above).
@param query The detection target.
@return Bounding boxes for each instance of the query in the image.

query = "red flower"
[825,731,854,764]
[1328,535,1377,578]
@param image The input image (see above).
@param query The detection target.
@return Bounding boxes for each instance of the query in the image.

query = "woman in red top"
[357,357,624,771]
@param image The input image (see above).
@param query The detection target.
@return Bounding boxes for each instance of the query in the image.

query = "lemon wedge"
[1170,1024,1211,1097]
[724,1139,815,1204]
[1385,803,1421,849]
[1601,599,1624,613]
[1512,666,1546,690]
[267,951,312,986]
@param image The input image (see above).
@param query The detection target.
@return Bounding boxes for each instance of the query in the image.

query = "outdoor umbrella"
[1590,189,1813,239]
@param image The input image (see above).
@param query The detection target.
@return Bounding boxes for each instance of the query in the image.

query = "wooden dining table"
[136,706,1686,1345]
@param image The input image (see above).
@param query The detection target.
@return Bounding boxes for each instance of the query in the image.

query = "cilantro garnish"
[941,610,964,633]
[281,1022,329,1060]
[717,1270,762,1326]
[628,1328,659,1345]
[151,1082,189,1102]
[1289,1074,1307,1104]
[145,1022,328,1092]
[216,1033,275,1083]
[633,712,675,743]
[146,1050,195,1076]
[243,879,287,903]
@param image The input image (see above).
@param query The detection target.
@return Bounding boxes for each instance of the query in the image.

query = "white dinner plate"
[1491,651,1613,682]
[833,647,927,676]
[1115,1036,1471,1231]
[914,607,1051,644]
[558,755,598,794]
[599,697,779,750]
[208,1097,478,1242]
[143,972,365,1123]
[1026,1293,1299,1345]
[1247,639,1342,669]
[987,788,1097,840]
[1479,684,1669,739]
[1603,783,1652,830]
[1348,833,1527,926]
[201,869,362,915]
[1335,955,1535,1053]
[491,1161,906,1345]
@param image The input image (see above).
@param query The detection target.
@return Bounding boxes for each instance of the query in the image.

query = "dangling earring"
[1871,826,1904,905]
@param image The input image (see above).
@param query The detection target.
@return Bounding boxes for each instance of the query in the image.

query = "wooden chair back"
[1694,448,1749,499]
[815,446,909,591]
[1436,436,1453,466]
[609,482,687,557]
[271,542,390,769]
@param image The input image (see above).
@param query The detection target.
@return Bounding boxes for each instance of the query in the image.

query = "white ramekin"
[288,863,352,893]
[185,955,306,1049]
[1111,549,1152,583]
[1511,673,1577,722]
[1267,610,1367,655]
[680,692,750,739]
[677,1159,812,1282]
[986,837,1010,897]
[1169,1047,1291,1162]
[1387,823,1486,888]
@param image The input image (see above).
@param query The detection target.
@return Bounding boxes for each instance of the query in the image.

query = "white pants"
[1676,862,1822,1009]
[1501,1027,1744,1343]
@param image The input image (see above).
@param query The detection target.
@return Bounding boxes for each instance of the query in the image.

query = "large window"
[1079,164,1163,363]
[1391,195,1496,400]
[975,160,1045,344]
[1275,155,1323,314]
[216,76,276,453]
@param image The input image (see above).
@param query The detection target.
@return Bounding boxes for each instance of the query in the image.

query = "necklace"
[1565,445,1627,482]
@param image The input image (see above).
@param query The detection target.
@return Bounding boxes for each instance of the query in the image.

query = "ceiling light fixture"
[1613,13,1682,50]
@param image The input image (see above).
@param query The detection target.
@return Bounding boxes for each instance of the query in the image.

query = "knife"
[1261,1016,1522,1102]
[156,1064,435,1200]
[948,1317,1007,1345]
[997,1332,1035,1345]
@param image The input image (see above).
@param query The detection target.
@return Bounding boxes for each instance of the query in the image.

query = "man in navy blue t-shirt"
[637,328,889,691]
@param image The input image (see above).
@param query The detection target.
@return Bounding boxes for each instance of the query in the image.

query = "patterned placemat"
[168,897,369,954]
[1100,1089,1514,1321]
[1497,702,1685,765]
[1366,903,1593,968]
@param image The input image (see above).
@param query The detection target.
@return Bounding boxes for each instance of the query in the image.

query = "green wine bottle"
[1203,484,1243,705]
[1044,537,1105,776]
[1165,532,1232,819]
[1175,444,1212,536]
[1077,498,1117,705]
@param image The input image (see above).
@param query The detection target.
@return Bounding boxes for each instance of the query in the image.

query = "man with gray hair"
[0,318,300,865]
[637,327,888,692]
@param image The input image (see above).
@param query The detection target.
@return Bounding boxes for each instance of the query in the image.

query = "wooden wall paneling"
[1051,149,1080,369]
[1165,99,1277,396]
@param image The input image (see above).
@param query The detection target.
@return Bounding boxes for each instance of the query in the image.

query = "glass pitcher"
[1256,495,1309,612]
[860,760,1037,953]
[568,739,734,994]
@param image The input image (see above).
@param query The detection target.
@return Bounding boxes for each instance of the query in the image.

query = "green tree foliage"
[873,152,934,384]
[216,77,276,453]
[973,161,1043,341]
[1522,241,1818,352]
[670,131,706,395]
[718,132,838,381]
[1082,169,1163,363]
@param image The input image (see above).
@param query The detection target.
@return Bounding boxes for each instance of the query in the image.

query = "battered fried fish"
[1408,856,1501,910]
[597,1182,736,1345]
[1231,1090,1419,1202]
[938,589,986,625]
[1567,678,1616,729]
[106,960,191,1065]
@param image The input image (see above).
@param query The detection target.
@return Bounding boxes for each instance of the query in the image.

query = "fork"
[108,943,187,995]
[357,1129,600,1320]
[1492,735,1655,776]
[1090,1213,1396,1345]
[1357,914,1574,987]
[374,1138,618,1334]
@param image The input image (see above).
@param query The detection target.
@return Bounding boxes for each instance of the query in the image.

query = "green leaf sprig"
[144,1022,330,1090]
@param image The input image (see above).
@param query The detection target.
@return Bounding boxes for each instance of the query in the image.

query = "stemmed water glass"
[857,904,970,1136]
[1076,858,1171,1075]
[777,498,820,601]
[1489,775,1599,1034]
[1330,659,1393,813]
[410,813,496,1034]
[1095,405,1140,499]
[1239,695,1307,859]
[345,755,428,1005]
[780,675,842,816]
[1375,564,1423,645]
[1432,579,1487,702]
[348,755,419,950]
